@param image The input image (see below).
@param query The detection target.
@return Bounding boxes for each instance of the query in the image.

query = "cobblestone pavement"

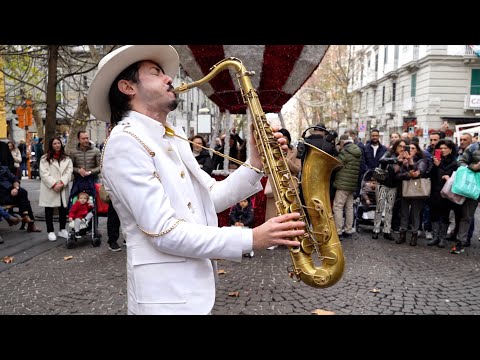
[1,179,480,315]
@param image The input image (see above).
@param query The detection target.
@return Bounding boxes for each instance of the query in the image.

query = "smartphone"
[404,145,410,154]
[434,149,442,160]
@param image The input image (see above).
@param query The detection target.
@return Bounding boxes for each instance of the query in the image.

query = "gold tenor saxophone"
[174,57,345,288]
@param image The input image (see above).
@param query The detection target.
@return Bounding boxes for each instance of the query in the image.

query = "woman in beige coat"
[39,137,73,241]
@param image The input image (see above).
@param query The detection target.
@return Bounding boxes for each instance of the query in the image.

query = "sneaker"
[47,232,57,241]
[344,228,356,235]
[75,231,81,239]
[57,229,69,239]
[425,231,433,240]
[108,242,122,252]
[0,235,4,244]
[122,239,127,246]
[417,231,423,238]
[450,246,464,254]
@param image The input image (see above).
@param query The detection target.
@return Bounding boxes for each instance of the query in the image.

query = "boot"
[21,214,34,224]
[27,222,41,233]
[428,222,440,246]
[6,215,22,226]
[395,231,406,244]
[409,231,418,246]
[438,223,449,248]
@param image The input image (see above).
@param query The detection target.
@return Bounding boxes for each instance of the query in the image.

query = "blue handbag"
[451,166,480,200]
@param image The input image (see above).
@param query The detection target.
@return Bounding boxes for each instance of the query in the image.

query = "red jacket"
[69,201,94,219]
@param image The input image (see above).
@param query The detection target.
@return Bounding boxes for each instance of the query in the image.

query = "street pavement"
[1,178,480,315]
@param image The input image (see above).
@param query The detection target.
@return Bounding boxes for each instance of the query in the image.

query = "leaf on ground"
[63,256,73,261]
[2,256,14,264]
[228,291,240,297]
[370,288,380,293]
[311,309,335,315]
[217,269,226,275]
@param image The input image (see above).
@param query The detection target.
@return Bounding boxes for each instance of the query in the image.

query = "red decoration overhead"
[174,45,329,114]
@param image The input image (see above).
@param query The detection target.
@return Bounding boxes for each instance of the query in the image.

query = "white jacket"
[102,111,263,315]
[39,155,73,208]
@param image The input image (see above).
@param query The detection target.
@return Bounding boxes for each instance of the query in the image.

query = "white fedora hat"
[87,45,179,122]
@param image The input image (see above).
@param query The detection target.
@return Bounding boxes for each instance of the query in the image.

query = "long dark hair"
[109,61,141,125]
[46,137,67,163]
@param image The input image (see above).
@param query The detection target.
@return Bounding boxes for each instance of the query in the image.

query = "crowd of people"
[344,128,479,255]
[2,45,479,316]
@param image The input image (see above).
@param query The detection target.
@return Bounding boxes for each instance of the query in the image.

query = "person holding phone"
[372,139,408,241]
[428,140,458,249]
[396,142,430,246]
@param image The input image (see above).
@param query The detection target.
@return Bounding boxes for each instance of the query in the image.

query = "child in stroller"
[353,169,378,231]
[66,176,101,248]
[361,178,377,213]
[68,191,94,238]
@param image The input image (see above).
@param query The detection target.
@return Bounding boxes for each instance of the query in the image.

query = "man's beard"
[168,99,179,111]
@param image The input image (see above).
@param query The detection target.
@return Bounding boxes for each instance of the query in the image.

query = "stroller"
[65,176,102,249]
[29,151,40,179]
[353,169,377,232]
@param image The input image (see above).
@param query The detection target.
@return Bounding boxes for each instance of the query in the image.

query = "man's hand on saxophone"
[249,125,288,171]
[252,212,304,250]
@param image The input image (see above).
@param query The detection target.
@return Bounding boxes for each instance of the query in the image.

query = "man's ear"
[118,79,134,96]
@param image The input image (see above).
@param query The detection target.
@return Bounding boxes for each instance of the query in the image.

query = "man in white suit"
[87,45,305,315]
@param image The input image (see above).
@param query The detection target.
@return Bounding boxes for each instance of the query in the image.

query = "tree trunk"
[32,107,44,138]
[65,96,90,155]
[44,45,59,152]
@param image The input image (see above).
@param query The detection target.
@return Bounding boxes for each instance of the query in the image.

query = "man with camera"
[304,123,338,157]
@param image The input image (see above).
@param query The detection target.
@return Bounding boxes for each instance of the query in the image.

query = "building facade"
[348,45,480,145]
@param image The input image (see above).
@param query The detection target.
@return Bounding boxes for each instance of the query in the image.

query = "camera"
[325,130,338,143]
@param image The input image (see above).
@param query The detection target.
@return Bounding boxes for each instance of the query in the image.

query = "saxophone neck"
[173,57,253,94]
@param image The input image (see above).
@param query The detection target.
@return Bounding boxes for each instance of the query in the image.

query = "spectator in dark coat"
[360,129,387,173]
[0,165,41,232]
[190,135,214,176]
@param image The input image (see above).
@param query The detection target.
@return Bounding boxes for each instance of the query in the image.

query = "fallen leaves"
[228,291,240,297]
[217,269,226,275]
[370,288,381,293]
[2,256,14,264]
[311,309,335,315]
[63,256,73,261]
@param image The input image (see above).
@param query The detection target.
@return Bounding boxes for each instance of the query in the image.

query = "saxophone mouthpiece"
[172,82,189,94]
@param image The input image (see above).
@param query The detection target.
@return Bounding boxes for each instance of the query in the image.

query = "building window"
[411,74,417,98]
[471,69,480,95]
[382,86,385,106]
[375,52,378,73]
[384,46,388,65]
[392,82,396,102]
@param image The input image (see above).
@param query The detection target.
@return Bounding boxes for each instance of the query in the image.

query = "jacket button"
[167,147,173,152]
[187,202,192,209]
[180,170,185,178]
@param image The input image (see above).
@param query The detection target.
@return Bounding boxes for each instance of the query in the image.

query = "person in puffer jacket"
[452,141,480,253]
[332,135,362,238]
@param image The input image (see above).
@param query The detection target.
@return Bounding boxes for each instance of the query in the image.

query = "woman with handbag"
[427,139,458,248]
[372,139,408,241]
[396,143,430,246]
